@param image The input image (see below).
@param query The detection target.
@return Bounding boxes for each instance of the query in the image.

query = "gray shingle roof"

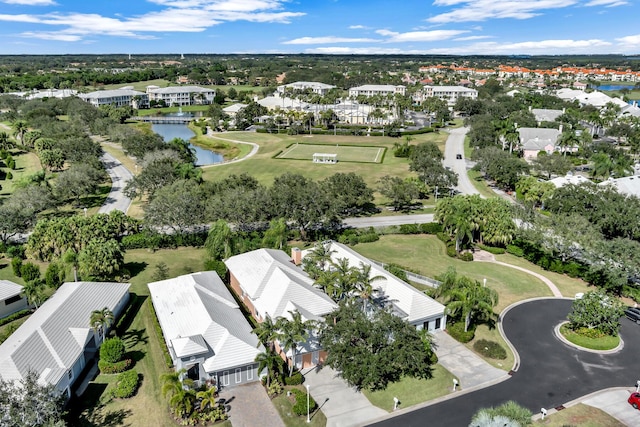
[518,127,560,151]
[0,281,130,386]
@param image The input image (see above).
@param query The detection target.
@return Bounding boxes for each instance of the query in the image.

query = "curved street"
[98,152,133,214]
[370,298,640,427]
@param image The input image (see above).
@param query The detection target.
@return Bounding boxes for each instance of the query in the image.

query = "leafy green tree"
[377,175,421,211]
[262,218,288,250]
[23,279,46,309]
[320,303,435,391]
[0,370,66,426]
[409,142,457,189]
[20,262,41,282]
[568,290,625,336]
[322,172,374,216]
[78,238,124,279]
[144,179,205,234]
[54,163,104,204]
[152,262,170,282]
[39,148,65,172]
[531,152,573,179]
[205,219,236,260]
[45,261,65,289]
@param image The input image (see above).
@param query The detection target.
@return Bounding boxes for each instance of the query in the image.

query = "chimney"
[559,124,563,133]
[291,247,302,266]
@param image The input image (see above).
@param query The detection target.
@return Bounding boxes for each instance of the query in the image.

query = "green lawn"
[134,105,210,117]
[467,169,498,199]
[559,324,620,350]
[363,365,457,411]
[272,385,327,427]
[277,142,385,163]
[534,403,626,426]
[201,131,447,189]
[69,247,208,426]
[96,79,172,92]
[0,149,42,198]
[188,123,251,161]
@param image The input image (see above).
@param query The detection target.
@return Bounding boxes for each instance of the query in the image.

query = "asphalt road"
[369,299,640,427]
[343,214,434,228]
[98,152,133,214]
[442,127,480,197]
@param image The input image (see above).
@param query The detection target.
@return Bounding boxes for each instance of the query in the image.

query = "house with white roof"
[148,272,263,388]
[80,88,148,109]
[416,85,478,106]
[549,174,591,188]
[0,280,28,319]
[277,81,336,96]
[518,127,561,160]
[348,84,406,98]
[530,107,564,124]
[146,85,215,106]
[599,175,640,199]
[301,241,447,332]
[0,281,130,399]
[224,249,337,369]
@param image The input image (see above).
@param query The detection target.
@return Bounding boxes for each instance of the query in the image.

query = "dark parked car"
[624,307,640,324]
[628,392,640,409]
[456,153,462,159]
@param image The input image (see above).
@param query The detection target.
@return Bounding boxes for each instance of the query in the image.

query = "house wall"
[228,273,261,321]
[215,362,261,389]
[414,314,447,332]
[0,294,28,319]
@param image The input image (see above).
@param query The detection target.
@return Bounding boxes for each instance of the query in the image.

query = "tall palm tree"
[0,131,12,150]
[23,280,45,309]
[196,385,218,411]
[330,257,357,301]
[169,388,196,419]
[307,242,336,272]
[351,263,384,313]
[89,307,114,342]
[161,369,188,399]
[253,315,278,351]
[11,120,28,146]
[255,349,284,387]
[276,310,308,377]
[447,282,498,332]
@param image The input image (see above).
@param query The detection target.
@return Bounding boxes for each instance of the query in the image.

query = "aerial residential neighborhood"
[2,1,640,427]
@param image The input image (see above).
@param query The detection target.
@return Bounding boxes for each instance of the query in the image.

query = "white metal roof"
[0,281,130,387]
[0,280,23,301]
[147,85,214,94]
[80,89,145,99]
[599,176,640,198]
[225,249,337,322]
[301,242,445,324]
[148,272,263,373]
[550,174,591,188]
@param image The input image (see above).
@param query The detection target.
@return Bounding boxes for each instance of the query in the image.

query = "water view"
[593,84,637,91]
[151,123,223,166]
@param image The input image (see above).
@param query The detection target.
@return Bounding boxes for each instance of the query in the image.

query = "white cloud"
[349,25,369,29]
[283,36,378,45]
[375,29,468,42]
[585,0,628,6]
[616,34,640,45]
[0,0,304,41]
[428,0,577,23]
[2,0,56,5]
[454,35,493,41]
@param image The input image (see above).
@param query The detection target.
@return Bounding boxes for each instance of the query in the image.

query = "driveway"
[442,127,479,196]
[98,152,133,214]
[369,298,640,426]
[218,382,284,427]
[303,365,387,427]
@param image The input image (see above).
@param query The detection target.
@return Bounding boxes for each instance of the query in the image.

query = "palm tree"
[23,280,45,309]
[169,388,196,419]
[12,120,28,146]
[447,281,498,332]
[307,242,336,272]
[330,257,357,301]
[591,153,614,180]
[161,369,188,399]
[196,385,218,411]
[558,130,580,156]
[0,131,12,150]
[89,307,114,342]
[276,310,308,377]
[351,263,383,313]
[255,349,284,387]
[253,315,279,351]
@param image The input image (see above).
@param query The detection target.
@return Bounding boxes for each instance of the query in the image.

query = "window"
[435,317,441,330]
[5,295,22,306]
[235,368,241,383]
[68,370,73,380]
[221,371,230,386]
[247,366,253,381]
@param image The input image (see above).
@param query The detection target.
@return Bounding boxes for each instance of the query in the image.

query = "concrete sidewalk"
[580,388,640,426]
[432,330,509,391]
[303,365,387,427]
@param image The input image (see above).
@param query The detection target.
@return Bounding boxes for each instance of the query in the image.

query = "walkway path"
[218,382,285,427]
[199,131,260,169]
[473,250,563,297]
[303,365,387,427]
[98,152,133,214]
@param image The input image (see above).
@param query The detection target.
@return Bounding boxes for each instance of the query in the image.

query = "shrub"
[398,224,420,234]
[111,370,140,398]
[204,259,228,278]
[447,321,475,343]
[420,222,442,234]
[0,241,5,254]
[20,262,41,282]
[284,371,304,386]
[477,244,506,255]
[45,262,64,289]
[147,299,173,368]
[100,337,126,363]
[6,172,12,180]
[291,388,317,416]
[357,232,379,244]
[11,257,23,277]
[385,264,408,282]
[267,381,284,397]
[506,245,524,257]
[98,358,132,374]
[6,245,25,259]
[574,327,607,339]
[446,245,457,258]
[0,309,32,327]
[458,252,474,262]
[436,232,450,244]
[473,339,507,359]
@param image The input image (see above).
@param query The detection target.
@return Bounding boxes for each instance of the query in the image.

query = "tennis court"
[276,143,385,163]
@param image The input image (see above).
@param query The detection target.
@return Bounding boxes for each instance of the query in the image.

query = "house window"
[5,295,22,305]
[235,368,241,383]
[221,371,230,386]
[435,318,441,330]
[68,370,73,380]
[247,366,253,381]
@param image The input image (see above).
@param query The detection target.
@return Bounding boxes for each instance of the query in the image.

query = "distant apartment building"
[277,81,336,96]
[146,85,216,106]
[348,84,406,98]
[80,88,148,109]
[414,85,478,106]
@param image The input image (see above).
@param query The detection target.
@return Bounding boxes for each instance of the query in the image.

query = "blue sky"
[0,0,639,55]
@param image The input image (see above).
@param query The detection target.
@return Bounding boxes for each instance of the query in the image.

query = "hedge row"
[0,309,32,328]
[121,230,207,250]
[477,244,506,255]
[98,359,132,374]
[147,299,174,368]
[447,322,475,343]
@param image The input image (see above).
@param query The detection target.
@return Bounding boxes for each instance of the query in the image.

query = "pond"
[151,123,223,166]
[592,84,637,91]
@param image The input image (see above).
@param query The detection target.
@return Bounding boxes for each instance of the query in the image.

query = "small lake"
[151,123,223,166]
[592,84,637,91]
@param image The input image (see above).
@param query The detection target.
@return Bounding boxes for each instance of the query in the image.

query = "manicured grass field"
[533,403,625,426]
[363,365,457,412]
[0,149,42,198]
[277,142,385,163]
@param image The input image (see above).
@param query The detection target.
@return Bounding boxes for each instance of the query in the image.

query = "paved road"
[369,299,640,427]
[442,127,479,196]
[343,214,434,228]
[98,152,133,214]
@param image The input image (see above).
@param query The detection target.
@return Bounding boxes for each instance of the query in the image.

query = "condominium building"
[417,85,478,106]
[80,88,148,108]
[348,84,406,98]
[277,81,336,96]
[146,85,216,106]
